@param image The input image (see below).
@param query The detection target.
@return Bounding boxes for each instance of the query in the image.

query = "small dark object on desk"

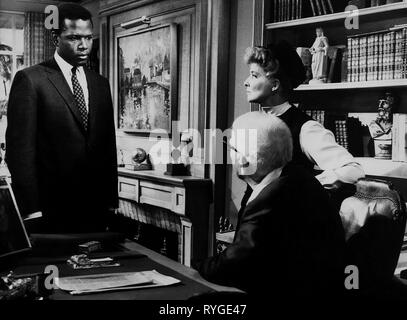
[401,269,407,280]
[165,163,190,176]
[68,254,120,269]
[78,240,102,254]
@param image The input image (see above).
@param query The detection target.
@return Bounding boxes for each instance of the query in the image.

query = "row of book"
[272,0,404,23]
[304,109,365,157]
[347,27,407,82]
[304,108,407,162]
[118,198,181,234]
[273,0,346,22]
[392,113,407,162]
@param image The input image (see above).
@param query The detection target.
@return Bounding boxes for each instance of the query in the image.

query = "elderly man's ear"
[237,155,258,176]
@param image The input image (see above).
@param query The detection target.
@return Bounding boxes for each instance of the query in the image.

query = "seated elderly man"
[196,112,346,298]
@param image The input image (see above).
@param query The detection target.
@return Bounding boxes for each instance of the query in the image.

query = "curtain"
[24,12,54,67]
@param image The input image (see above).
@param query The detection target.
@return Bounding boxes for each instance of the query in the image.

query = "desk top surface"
[1,240,240,300]
[118,168,212,186]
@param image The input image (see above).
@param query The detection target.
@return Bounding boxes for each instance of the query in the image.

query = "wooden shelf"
[355,157,407,179]
[266,2,407,30]
[295,79,407,91]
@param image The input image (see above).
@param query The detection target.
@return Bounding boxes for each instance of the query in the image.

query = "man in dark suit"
[6,3,118,233]
[196,112,346,298]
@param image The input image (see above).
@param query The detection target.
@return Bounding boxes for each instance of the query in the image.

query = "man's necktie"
[71,67,88,131]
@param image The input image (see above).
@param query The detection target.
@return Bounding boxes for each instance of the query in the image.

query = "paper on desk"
[55,270,181,295]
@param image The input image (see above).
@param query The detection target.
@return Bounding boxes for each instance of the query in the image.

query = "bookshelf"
[296,79,407,90]
[259,0,407,182]
[266,1,407,30]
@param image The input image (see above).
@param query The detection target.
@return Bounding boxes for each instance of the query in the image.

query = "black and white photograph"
[0,0,407,316]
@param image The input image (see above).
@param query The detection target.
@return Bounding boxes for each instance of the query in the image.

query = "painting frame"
[116,23,178,135]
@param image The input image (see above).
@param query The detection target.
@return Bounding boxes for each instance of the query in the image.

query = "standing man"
[6,3,118,233]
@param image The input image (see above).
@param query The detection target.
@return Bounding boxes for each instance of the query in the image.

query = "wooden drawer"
[139,181,185,215]
[118,176,139,201]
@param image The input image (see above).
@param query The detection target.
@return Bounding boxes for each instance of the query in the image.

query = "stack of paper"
[55,270,180,295]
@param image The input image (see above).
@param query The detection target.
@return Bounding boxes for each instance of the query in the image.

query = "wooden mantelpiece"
[117,168,212,266]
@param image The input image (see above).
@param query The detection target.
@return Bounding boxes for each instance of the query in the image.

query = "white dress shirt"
[54,51,89,111]
[263,102,365,186]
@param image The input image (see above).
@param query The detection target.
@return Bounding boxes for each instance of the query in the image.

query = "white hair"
[232,112,292,176]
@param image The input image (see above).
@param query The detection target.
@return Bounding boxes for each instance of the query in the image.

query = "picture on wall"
[117,23,177,133]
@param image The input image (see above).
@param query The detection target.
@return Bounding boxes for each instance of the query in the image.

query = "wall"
[224,0,253,225]
[0,0,56,12]
[82,0,101,37]
[101,0,213,178]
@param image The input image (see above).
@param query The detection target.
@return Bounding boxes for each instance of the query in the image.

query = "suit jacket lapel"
[85,69,98,134]
[45,59,86,134]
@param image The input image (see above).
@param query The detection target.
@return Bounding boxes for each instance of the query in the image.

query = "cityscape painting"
[117,24,177,133]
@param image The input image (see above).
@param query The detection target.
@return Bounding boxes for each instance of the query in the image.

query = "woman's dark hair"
[52,3,93,35]
[244,41,305,97]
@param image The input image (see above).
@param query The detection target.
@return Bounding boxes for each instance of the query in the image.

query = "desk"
[117,169,212,267]
[3,240,241,300]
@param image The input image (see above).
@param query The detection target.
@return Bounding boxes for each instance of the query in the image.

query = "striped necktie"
[71,67,88,131]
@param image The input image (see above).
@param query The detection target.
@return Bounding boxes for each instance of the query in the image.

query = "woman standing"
[243,42,364,189]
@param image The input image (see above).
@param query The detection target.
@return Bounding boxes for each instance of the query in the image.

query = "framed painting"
[117,23,178,134]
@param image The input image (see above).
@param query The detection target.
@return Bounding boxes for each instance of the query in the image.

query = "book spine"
[314,0,322,15]
[347,37,352,82]
[378,33,384,80]
[327,0,334,13]
[389,31,396,80]
[366,35,372,81]
[403,28,407,79]
[370,34,377,81]
[274,0,278,22]
[384,32,389,80]
[392,113,399,161]
[395,29,403,79]
[279,0,282,21]
[288,0,291,20]
[327,47,338,83]
[299,0,302,18]
[360,36,367,82]
[372,34,379,81]
[309,0,316,16]
[320,0,327,15]
[354,37,360,82]
[341,47,348,82]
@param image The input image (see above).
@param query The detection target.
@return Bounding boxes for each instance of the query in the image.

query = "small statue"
[309,27,329,84]
[368,92,394,159]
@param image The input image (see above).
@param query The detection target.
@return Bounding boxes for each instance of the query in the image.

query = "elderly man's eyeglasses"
[222,139,250,167]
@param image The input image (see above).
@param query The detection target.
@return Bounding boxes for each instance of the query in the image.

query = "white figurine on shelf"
[309,27,329,84]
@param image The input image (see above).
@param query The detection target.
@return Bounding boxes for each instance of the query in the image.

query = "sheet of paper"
[55,270,181,295]
[55,271,153,292]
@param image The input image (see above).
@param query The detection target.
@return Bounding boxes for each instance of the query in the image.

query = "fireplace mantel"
[117,168,212,266]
